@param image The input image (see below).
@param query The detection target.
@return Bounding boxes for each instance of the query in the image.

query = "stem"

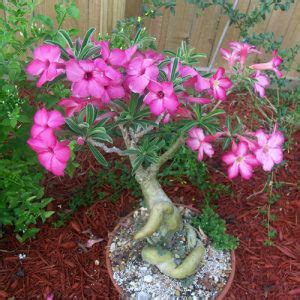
[148,135,185,175]
[88,139,125,156]
[118,124,204,279]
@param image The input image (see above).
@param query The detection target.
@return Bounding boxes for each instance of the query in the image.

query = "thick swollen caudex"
[134,202,182,240]
[142,245,205,279]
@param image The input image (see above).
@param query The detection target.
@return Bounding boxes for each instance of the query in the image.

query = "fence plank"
[282,1,300,78]
[189,5,222,66]
[10,0,299,77]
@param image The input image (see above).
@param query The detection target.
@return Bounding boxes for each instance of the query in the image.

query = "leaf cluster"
[65,104,113,167]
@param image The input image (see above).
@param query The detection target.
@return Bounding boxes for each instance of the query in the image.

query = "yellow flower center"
[213,80,219,88]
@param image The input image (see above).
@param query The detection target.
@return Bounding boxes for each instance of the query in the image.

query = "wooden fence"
[3,0,299,78]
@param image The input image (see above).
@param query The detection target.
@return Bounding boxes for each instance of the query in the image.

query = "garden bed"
[0,95,299,299]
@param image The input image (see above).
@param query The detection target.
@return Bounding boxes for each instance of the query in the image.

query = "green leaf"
[202,109,225,120]
[81,28,96,52]
[33,14,54,28]
[90,132,113,144]
[54,3,67,25]
[132,155,144,173]
[81,46,101,59]
[66,2,80,20]
[58,29,73,48]
[171,57,179,82]
[86,103,97,125]
[122,149,139,155]
[65,118,82,135]
[180,121,198,133]
[88,143,108,167]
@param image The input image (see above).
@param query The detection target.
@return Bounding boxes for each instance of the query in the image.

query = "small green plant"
[192,205,238,251]
[0,0,79,240]
[0,158,53,241]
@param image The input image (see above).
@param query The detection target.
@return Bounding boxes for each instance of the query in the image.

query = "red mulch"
[1,100,299,299]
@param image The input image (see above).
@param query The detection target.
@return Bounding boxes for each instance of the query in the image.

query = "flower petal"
[149,99,164,115]
[236,141,248,156]
[88,79,104,98]
[228,163,239,179]
[50,156,67,176]
[72,80,89,97]
[54,142,71,162]
[186,138,201,151]
[127,75,149,94]
[34,108,48,126]
[222,153,236,165]
[268,148,283,164]
[47,110,65,128]
[268,131,284,147]
[66,60,85,82]
[239,162,253,180]
[26,60,46,76]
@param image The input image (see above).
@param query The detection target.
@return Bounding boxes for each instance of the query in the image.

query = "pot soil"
[106,205,235,299]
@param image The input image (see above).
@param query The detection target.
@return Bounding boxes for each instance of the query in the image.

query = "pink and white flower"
[28,130,70,176]
[252,71,270,97]
[229,42,261,68]
[99,41,137,67]
[66,60,109,98]
[250,50,283,78]
[222,141,259,180]
[58,97,87,117]
[30,108,65,138]
[220,48,240,71]
[144,81,179,115]
[26,44,64,87]
[186,127,217,161]
[126,57,159,93]
[254,129,284,171]
[209,67,232,101]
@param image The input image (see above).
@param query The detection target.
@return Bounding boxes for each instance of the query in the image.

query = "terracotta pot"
[106,205,236,299]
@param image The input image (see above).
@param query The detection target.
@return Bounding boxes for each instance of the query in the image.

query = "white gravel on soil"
[110,208,232,299]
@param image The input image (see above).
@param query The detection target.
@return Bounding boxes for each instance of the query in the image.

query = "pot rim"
[106,204,236,299]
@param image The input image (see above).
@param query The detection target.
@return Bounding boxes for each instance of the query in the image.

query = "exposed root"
[141,244,205,279]
[134,202,180,240]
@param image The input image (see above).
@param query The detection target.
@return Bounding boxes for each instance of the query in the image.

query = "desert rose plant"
[26,28,284,279]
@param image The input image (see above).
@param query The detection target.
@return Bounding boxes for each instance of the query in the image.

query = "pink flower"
[254,129,284,171]
[250,50,283,78]
[30,108,65,138]
[252,71,269,97]
[186,127,216,161]
[99,41,137,67]
[194,74,210,92]
[222,141,259,180]
[220,48,240,71]
[229,42,261,68]
[209,67,232,101]
[58,97,104,117]
[26,44,64,87]
[94,59,125,102]
[58,97,87,117]
[179,65,197,88]
[66,60,109,98]
[126,57,159,93]
[27,130,70,176]
[143,49,164,62]
[144,81,179,115]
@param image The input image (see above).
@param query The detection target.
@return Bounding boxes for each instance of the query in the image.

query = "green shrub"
[0,0,79,241]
